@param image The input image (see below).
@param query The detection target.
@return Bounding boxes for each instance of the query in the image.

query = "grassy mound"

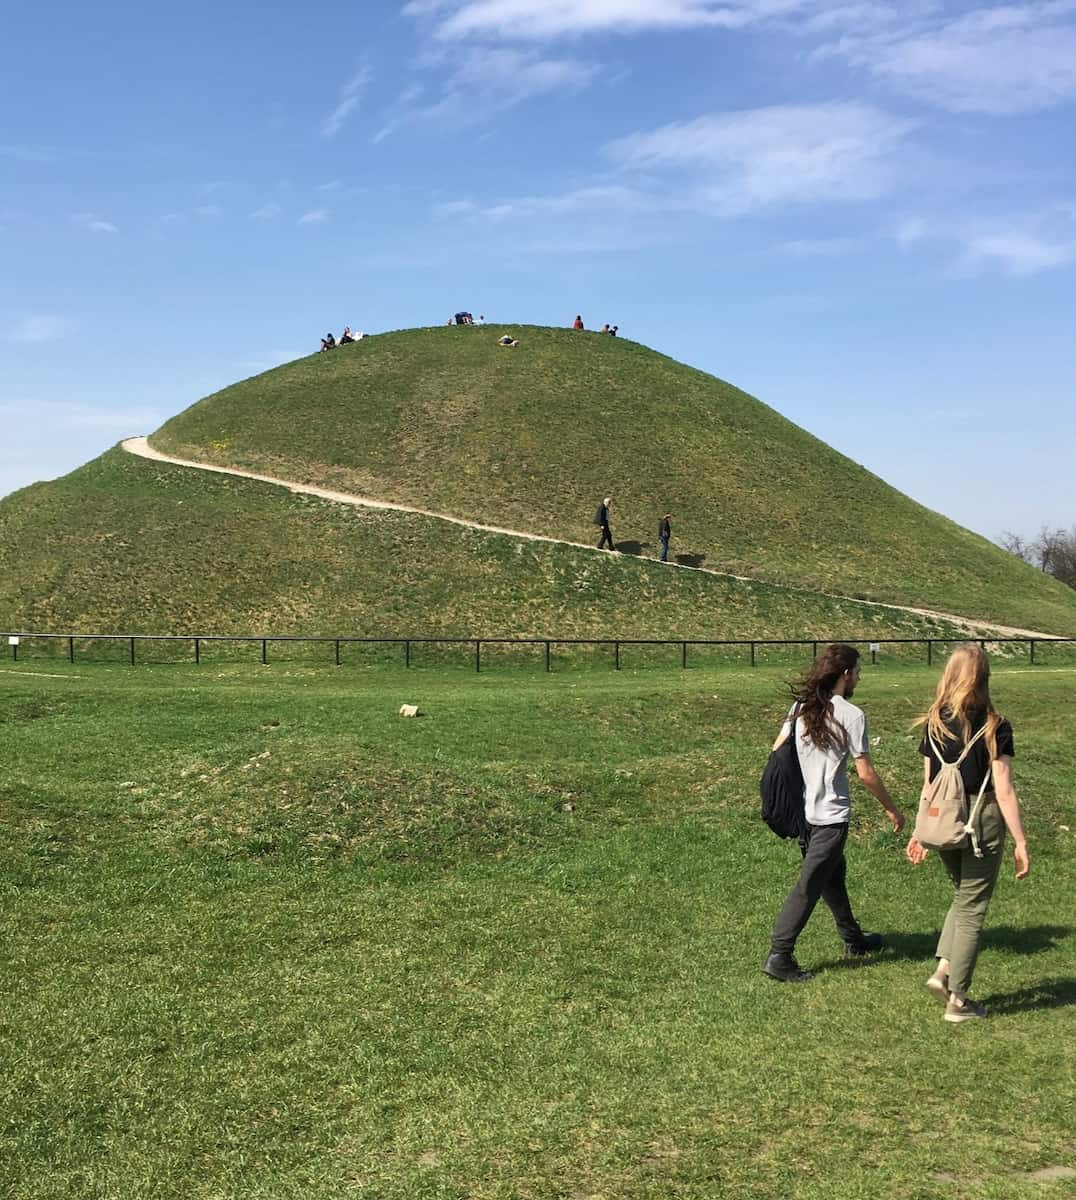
[148,324,1076,634]
[0,447,981,642]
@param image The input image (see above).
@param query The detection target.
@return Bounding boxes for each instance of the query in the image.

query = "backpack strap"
[965,766,993,859]
[927,722,987,767]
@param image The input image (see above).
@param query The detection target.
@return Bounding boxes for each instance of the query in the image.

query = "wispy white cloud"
[407,0,818,40]
[963,229,1076,274]
[891,205,1076,274]
[322,66,372,139]
[250,201,282,220]
[8,314,75,343]
[73,212,119,234]
[818,1,1076,114]
[434,184,652,221]
[771,236,866,256]
[375,46,598,140]
[193,204,223,218]
[894,215,930,247]
[298,208,329,225]
[607,102,914,214]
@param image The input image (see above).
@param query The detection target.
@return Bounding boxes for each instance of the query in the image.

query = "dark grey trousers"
[770,822,864,954]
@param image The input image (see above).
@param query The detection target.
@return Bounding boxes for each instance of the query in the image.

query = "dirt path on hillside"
[121,437,1056,640]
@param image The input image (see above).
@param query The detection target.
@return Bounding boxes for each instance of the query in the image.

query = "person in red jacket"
[572,315,584,330]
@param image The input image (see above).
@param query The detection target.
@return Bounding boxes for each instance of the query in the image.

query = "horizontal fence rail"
[3,631,1074,672]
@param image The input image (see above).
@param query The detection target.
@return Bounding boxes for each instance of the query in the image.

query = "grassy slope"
[0,447,980,642]
[150,325,1076,634]
[1,663,1073,1198]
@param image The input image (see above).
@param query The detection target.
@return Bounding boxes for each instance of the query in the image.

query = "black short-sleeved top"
[919,710,1014,796]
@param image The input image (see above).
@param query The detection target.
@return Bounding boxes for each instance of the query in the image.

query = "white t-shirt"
[782,695,869,826]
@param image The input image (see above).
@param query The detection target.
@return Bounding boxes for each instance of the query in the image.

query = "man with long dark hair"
[763,643,905,982]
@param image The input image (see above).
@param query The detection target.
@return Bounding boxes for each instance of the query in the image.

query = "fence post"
[405,640,411,668]
[475,639,481,673]
[129,637,136,665]
[750,641,756,668]
[614,640,621,671]
[545,641,551,673]
[812,641,817,659]
[194,637,200,664]
[11,640,16,663]
[927,639,933,666]
[334,639,340,666]
[68,636,74,664]
[261,639,267,665]
[1030,639,1035,665]
[681,640,687,669]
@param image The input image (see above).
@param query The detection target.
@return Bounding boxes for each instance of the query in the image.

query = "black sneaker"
[843,932,884,958]
[762,952,814,983]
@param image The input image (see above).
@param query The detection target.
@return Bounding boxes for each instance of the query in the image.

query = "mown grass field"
[147,325,1076,634]
[2,659,1073,1199]
[0,447,991,644]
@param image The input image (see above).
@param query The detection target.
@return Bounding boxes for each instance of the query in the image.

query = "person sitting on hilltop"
[339,326,355,344]
[320,332,336,351]
[599,323,610,334]
[497,334,519,347]
[610,325,619,337]
[572,315,584,330]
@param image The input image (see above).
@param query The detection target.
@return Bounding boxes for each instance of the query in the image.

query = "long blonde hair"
[917,643,1002,759]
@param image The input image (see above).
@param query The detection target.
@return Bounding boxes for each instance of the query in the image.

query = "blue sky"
[3,0,1075,542]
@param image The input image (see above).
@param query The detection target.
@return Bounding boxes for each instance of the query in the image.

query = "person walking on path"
[658,514,671,562]
[595,497,614,550]
[763,643,905,983]
[905,643,1030,1022]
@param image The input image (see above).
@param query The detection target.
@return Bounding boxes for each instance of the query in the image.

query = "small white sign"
[7,636,19,646]
[869,642,879,653]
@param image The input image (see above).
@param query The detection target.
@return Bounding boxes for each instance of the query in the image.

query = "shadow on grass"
[615,540,646,556]
[986,977,1076,1014]
[675,552,706,569]
[817,924,1071,972]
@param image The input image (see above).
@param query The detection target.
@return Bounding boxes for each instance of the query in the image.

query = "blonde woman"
[906,644,1030,1022]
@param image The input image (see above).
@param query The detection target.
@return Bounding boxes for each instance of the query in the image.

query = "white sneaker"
[944,996,987,1023]
[926,972,949,1005]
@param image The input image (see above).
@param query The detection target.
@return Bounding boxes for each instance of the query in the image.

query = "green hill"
[2,324,1072,639]
[0,447,978,645]
[147,324,1076,635]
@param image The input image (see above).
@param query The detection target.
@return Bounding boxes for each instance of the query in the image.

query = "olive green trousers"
[936,797,1005,998]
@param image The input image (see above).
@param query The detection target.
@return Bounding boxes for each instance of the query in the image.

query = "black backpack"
[760,702,807,840]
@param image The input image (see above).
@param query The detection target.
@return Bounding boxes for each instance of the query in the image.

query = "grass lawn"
[1,660,1073,1199]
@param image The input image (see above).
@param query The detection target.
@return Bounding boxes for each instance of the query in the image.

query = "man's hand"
[888,808,905,834]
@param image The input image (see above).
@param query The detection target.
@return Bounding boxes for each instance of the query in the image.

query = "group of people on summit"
[319,326,364,351]
[573,315,618,335]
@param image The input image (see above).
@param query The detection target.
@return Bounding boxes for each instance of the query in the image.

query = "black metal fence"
[3,631,1075,672]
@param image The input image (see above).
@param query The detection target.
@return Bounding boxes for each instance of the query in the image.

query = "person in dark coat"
[595,496,614,550]
[658,514,671,562]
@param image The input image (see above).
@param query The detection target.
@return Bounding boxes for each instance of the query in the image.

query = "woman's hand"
[905,837,929,865]
[1014,843,1030,880]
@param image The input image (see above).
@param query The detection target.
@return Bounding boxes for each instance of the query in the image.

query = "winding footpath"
[121,437,1054,640]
